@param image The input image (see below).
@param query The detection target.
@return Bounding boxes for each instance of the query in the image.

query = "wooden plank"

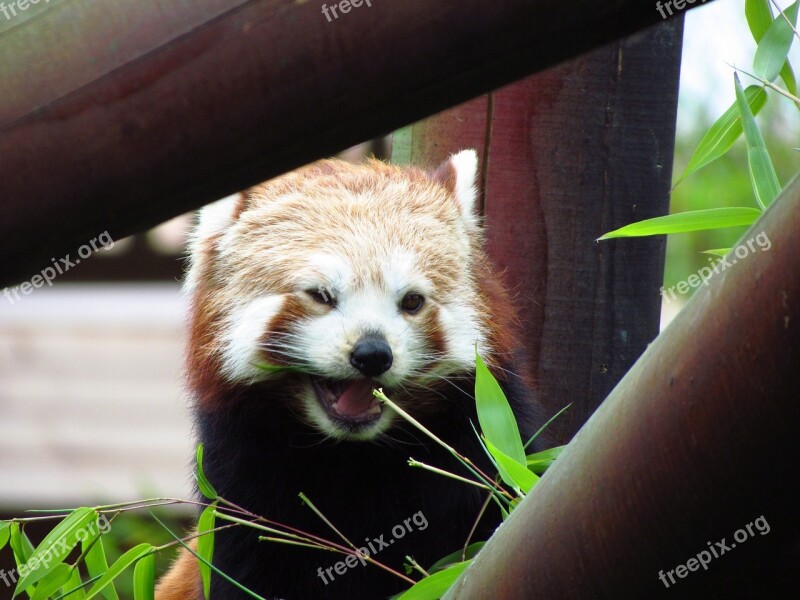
[0,0,717,287]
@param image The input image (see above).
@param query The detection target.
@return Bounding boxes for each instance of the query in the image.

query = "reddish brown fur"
[158,153,543,599]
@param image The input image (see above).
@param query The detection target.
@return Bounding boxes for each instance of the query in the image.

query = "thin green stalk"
[407,459,492,490]
[462,491,493,561]
[148,509,269,600]
[298,493,358,551]
[524,403,572,450]
[258,537,339,552]
[405,556,430,579]
[374,389,514,503]
[733,64,800,103]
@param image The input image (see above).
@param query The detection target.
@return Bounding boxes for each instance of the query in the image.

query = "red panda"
[156,150,549,599]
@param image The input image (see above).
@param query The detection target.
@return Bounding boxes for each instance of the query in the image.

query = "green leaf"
[753,0,799,82]
[195,444,219,500]
[133,554,156,600]
[254,363,306,374]
[31,564,72,600]
[598,207,762,240]
[83,532,118,600]
[61,568,87,600]
[474,352,525,466]
[197,504,218,600]
[523,403,571,451]
[746,0,798,95]
[9,523,37,598]
[10,522,35,562]
[484,437,539,494]
[14,507,97,596]
[0,521,10,550]
[526,445,567,475]
[702,248,732,257]
[746,0,774,41]
[428,543,484,574]
[780,61,798,98]
[735,74,782,209]
[676,86,768,184]
[396,561,471,600]
[83,544,153,600]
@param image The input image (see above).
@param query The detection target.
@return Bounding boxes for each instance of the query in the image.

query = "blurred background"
[0,0,797,588]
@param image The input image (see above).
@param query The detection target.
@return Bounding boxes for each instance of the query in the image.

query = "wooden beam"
[0,0,712,286]
[446,175,800,598]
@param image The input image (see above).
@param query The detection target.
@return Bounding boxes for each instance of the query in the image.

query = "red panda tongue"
[334,380,378,417]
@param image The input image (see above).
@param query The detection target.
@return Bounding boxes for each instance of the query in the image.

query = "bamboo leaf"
[746,0,798,96]
[83,532,119,600]
[255,363,306,374]
[474,352,526,466]
[61,568,87,600]
[197,504,217,600]
[735,74,782,208]
[598,207,762,240]
[428,543,484,574]
[780,61,798,98]
[745,0,774,41]
[702,248,732,257]
[484,437,539,494]
[133,554,156,600]
[0,521,10,550]
[83,544,153,600]
[396,561,471,600]
[9,521,35,562]
[14,507,97,596]
[526,445,567,475]
[9,523,37,598]
[753,0,798,81]
[677,86,768,183]
[31,564,72,600]
[195,444,219,500]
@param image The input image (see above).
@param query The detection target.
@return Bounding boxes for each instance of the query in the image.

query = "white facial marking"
[220,295,285,382]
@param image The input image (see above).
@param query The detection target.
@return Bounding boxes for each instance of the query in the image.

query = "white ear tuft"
[193,194,242,243]
[184,193,242,294]
[431,149,480,220]
[449,149,479,216]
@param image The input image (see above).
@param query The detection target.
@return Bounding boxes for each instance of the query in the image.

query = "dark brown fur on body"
[156,152,549,599]
[157,363,545,600]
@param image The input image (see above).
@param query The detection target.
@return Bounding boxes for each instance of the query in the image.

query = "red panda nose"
[350,335,393,377]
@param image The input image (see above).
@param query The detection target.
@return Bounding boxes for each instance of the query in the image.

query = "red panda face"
[186,151,495,440]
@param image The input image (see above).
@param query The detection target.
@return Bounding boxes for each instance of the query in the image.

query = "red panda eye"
[306,288,336,306]
[400,293,424,314]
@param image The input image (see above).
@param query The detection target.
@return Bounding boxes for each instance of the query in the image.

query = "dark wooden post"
[393,20,684,442]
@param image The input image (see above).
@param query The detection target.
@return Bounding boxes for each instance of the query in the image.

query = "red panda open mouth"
[311,377,383,425]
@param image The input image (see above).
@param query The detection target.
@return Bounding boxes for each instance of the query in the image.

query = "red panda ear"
[194,193,244,240]
[431,149,480,219]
